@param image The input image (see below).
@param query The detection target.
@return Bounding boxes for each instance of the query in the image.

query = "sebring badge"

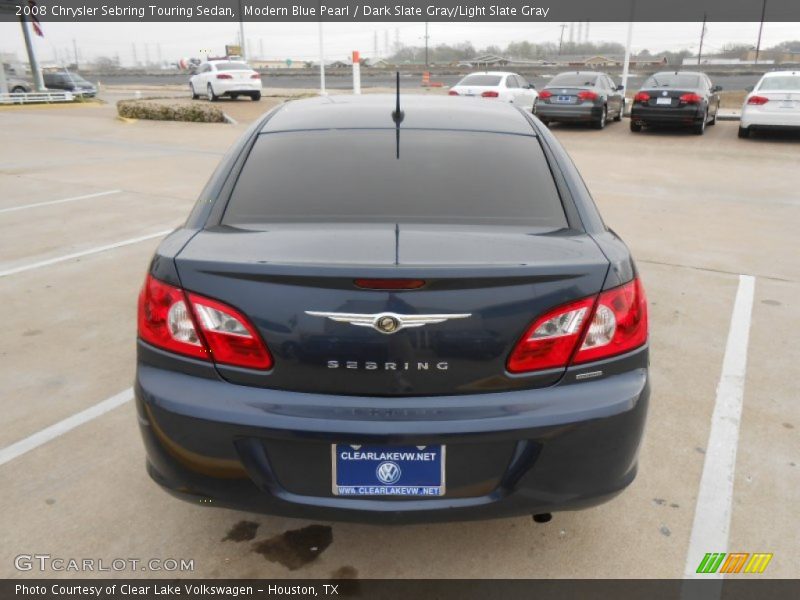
[305,311,471,335]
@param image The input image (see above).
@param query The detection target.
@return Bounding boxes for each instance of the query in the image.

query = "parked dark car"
[42,71,97,97]
[630,71,721,134]
[534,71,625,129]
[136,95,649,523]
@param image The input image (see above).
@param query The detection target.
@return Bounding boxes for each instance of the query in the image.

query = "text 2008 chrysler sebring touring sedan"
[135,95,649,523]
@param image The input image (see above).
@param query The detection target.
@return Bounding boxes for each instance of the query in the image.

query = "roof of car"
[762,70,798,77]
[260,94,536,136]
[461,71,517,77]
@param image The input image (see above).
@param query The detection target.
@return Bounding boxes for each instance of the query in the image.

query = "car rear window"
[758,76,800,91]
[644,73,701,88]
[549,73,598,87]
[214,62,251,71]
[458,75,502,86]
[223,129,567,228]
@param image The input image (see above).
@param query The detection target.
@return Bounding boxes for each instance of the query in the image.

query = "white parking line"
[0,190,121,214]
[683,274,756,579]
[0,388,133,467]
[0,229,174,278]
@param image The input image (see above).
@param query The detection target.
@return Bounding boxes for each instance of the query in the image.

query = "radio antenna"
[392,71,404,124]
[392,71,403,159]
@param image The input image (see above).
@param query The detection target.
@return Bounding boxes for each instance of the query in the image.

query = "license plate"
[780,101,795,108]
[656,97,672,105]
[332,444,445,496]
[555,95,572,103]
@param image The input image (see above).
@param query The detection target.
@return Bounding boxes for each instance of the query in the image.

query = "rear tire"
[614,101,624,121]
[693,111,707,135]
[11,86,27,94]
[593,106,607,129]
[190,84,199,100]
[630,121,642,132]
[206,84,219,102]
[738,126,750,139]
[251,92,261,101]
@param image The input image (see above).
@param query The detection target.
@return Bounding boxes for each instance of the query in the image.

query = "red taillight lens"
[448,90,459,96]
[507,296,596,374]
[507,278,648,374]
[250,73,261,79]
[216,73,233,80]
[481,90,499,98]
[573,278,648,364]
[138,275,208,361]
[138,275,273,370]
[354,279,426,290]
[538,90,553,99]
[679,93,703,105]
[747,95,769,105]
[188,293,273,370]
[634,92,650,103]
[577,90,598,101]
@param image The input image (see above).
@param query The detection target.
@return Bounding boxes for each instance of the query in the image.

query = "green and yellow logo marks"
[696,552,773,574]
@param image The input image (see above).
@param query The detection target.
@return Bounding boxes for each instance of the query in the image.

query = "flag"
[28,0,44,37]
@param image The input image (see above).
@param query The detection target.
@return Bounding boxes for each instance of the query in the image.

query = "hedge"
[117,99,226,123]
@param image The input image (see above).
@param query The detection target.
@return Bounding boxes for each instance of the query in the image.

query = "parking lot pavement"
[0,102,797,579]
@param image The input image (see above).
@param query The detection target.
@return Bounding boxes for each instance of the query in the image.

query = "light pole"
[237,0,246,59]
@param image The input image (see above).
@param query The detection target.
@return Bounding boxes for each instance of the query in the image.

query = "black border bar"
[2,0,800,23]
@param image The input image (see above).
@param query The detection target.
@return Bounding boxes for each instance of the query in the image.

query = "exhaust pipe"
[533,513,552,523]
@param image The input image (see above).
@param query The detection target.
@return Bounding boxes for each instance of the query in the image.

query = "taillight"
[448,90,459,96]
[577,90,598,101]
[507,278,648,374]
[573,279,648,364]
[250,73,261,79]
[138,275,208,361]
[634,92,650,103]
[138,275,273,370]
[216,73,233,80]
[747,95,769,105]
[354,279,426,290]
[481,90,499,98]
[538,90,553,99]
[507,297,595,373]
[679,93,703,105]
[188,293,273,369]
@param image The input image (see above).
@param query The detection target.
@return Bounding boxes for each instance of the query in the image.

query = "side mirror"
[616,84,625,91]
[528,83,536,90]
[712,85,723,92]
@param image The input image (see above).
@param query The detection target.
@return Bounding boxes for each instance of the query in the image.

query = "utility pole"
[697,13,707,65]
[157,43,162,65]
[424,22,429,68]
[620,1,636,98]
[19,15,44,91]
[318,20,326,95]
[755,0,767,64]
[237,0,246,59]
[131,43,138,67]
[558,24,567,55]
[73,39,79,71]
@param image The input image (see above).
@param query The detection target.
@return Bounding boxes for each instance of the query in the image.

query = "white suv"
[190,60,262,102]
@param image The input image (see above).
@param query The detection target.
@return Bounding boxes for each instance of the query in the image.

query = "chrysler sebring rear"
[135,95,649,523]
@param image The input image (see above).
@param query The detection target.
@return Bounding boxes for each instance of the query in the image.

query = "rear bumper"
[534,103,602,122]
[215,81,262,95]
[135,350,649,523]
[630,104,703,126]
[740,109,800,130]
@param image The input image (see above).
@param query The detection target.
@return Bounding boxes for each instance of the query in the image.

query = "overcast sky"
[1,21,799,66]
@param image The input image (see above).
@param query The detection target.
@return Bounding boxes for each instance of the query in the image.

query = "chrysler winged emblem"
[305,311,471,335]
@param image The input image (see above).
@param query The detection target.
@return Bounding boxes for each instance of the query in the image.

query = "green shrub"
[117,99,226,123]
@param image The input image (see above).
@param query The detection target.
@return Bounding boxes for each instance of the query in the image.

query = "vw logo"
[662,91,668,96]
[375,315,399,334]
[376,461,402,485]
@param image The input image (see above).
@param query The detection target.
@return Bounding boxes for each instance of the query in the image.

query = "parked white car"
[739,70,800,138]
[448,71,538,110]
[189,60,262,102]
